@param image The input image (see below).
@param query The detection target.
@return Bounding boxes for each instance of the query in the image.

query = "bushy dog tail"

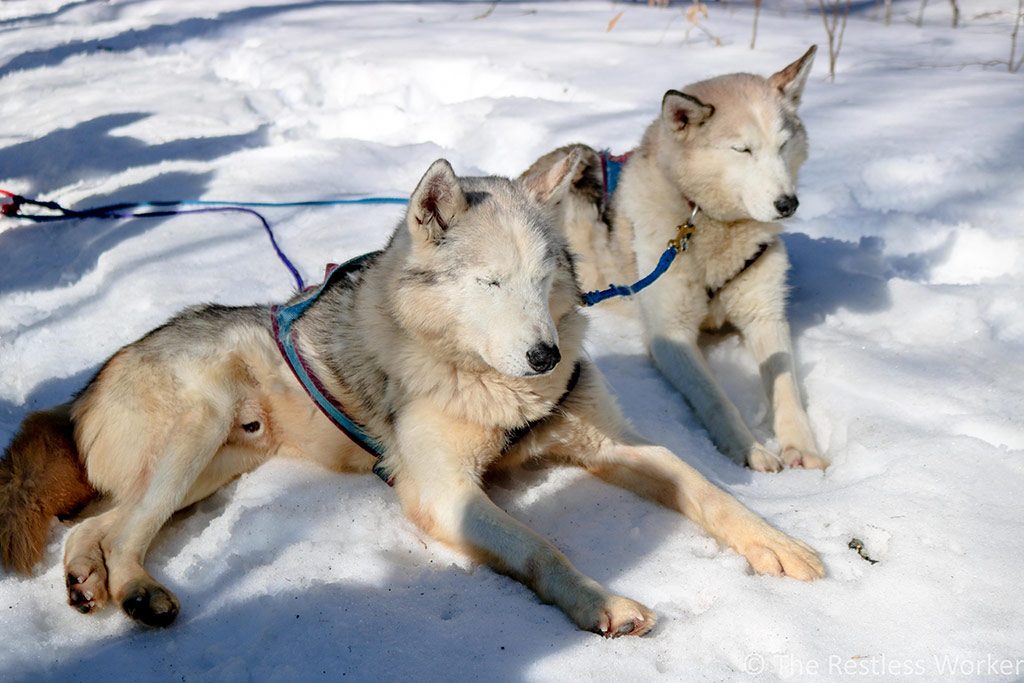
[0,406,96,574]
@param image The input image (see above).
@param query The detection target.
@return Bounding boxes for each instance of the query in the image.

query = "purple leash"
[2,192,307,290]
[106,206,305,290]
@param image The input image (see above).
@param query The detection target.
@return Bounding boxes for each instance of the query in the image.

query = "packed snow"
[2,1,1023,680]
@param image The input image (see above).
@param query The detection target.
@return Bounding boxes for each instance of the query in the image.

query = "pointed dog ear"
[661,90,715,133]
[521,147,584,205]
[407,159,468,244]
[769,45,817,109]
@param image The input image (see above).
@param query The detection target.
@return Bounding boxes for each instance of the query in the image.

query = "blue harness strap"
[270,251,392,484]
[599,149,633,210]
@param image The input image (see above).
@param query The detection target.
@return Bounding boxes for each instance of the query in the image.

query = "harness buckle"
[667,205,699,252]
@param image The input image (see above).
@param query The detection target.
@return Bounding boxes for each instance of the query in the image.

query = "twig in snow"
[685,2,722,46]
[848,538,879,564]
[607,10,625,32]
[473,2,497,21]
[657,12,683,44]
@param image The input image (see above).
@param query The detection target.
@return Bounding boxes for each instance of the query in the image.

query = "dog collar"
[502,361,582,451]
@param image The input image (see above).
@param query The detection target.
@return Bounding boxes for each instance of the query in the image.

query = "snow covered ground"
[2,0,1023,680]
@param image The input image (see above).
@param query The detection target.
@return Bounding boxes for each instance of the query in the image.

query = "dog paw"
[581,594,657,638]
[782,447,829,470]
[747,445,783,473]
[120,580,180,628]
[742,530,825,581]
[65,559,109,614]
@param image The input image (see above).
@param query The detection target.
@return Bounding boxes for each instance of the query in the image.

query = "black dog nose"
[526,342,561,374]
[774,194,799,218]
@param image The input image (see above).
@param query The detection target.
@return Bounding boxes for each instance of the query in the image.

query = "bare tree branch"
[473,2,497,20]
[751,0,762,49]
[1012,0,1024,73]
[819,0,851,81]
[918,0,959,28]
[836,0,850,60]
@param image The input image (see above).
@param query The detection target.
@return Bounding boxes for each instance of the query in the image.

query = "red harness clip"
[0,190,22,216]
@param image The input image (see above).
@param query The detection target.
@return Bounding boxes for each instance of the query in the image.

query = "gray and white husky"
[1,156,822,634]
[526,46,827,472]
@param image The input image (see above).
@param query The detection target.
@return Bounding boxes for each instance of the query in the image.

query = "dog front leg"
[545,385,822,580]
[739,317,827,469]
[649,334,783,471]
[586,439,824,580]
[391,401,655,637]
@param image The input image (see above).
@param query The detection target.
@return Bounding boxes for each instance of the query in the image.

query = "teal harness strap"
[271,251,392,484]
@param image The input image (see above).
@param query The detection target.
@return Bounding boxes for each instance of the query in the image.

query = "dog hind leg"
[95,401,233,630]
[64,507,115,614]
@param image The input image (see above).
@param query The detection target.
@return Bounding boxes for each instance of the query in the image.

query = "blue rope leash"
[2,189,694,305]
[580,205,698,307]
[581,243,680,306]
[168,197,408,207]
[1,192,407,291]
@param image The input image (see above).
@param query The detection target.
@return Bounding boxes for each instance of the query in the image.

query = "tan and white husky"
[1,155,822,634]
[526,46,828,473]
